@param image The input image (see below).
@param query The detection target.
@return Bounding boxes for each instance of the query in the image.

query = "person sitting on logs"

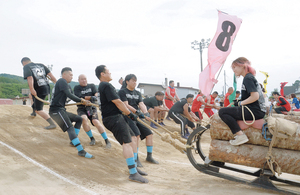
[272,91,291,114]
[219,57,266,146]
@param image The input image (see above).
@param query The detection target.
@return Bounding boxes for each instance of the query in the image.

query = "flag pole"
[209,63,226,94]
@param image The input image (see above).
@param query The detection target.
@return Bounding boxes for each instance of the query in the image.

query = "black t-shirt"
[23,62,50,95]
[241,73,266,114]
[143,96,159,108]
[50,78,81,110]
[169,99,188,114]
[118,88,142,110]
[98,81,122,118]
[74,84,97,108]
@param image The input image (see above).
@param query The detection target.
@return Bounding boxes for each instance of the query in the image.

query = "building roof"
[137,83,166,89]
[137,82,199,90]
[284,86,297,95]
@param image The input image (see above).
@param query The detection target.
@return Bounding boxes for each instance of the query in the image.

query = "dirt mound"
[0,105,288,194]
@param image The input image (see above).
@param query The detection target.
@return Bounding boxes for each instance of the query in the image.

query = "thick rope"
[148,117,187,144]
[34,95,98,107]
[265,127,282,176]
[242,105,255,125]
[135,117,186,153]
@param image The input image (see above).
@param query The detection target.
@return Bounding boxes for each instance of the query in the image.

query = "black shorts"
[49,109,82,132]
[33,94,47,111]
[135,120,152,140]
[102,114,135,145]
[126,117,141,137]
[77,107,98,126]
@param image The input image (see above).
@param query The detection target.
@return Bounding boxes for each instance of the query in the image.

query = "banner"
[259,71,269,94]
[228,74,237,105]
[199,10,242,96]
[280,82,288,96]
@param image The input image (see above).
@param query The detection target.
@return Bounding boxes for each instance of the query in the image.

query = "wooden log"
[209,139,300,175]
[210,114,300,151]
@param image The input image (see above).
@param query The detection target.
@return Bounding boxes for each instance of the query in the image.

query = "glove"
[90,96,97,103]
[128,112,138,121]
[136,110,145,119]
[233,100,241,107]
[144,112,150,117]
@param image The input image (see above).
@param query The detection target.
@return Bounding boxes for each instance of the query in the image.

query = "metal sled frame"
[186,126,300,195]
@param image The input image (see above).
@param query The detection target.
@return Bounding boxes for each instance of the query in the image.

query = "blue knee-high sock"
[71,137,83,152]
[74,128,80,136]
[147,146,153,153]
[71,137,93,158]
[86,130,93,138]
[126,157,137,174]
[101,132,108,140]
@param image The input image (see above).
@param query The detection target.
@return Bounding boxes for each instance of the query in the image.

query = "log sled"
[186,113,300,194]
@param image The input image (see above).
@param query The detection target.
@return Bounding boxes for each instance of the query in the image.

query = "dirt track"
[0,105,298,195]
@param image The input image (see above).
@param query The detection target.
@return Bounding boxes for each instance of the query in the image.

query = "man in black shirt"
[143,92,168,129]
[119,74,159,167]
[21,57,57,129]
[74,74,111,148]
[168,94,199,139]
[49,67,94,159]
[95,65,148,183]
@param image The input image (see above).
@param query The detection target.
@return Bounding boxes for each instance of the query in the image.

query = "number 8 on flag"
[199,10,242,96]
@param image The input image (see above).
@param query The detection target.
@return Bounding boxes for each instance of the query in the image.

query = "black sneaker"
[146,156,159,164]
[44,124,56,130]
[136,167,148,176]
[128,172,148,183]
[137,157,143,167]
[89,138,96,146]
[105,139,112,149]
[78,150,95,159]
[30,112,36,117]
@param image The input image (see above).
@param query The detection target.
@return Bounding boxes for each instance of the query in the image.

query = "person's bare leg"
[92,119,111,148]
[145,134,158,164]
[36,110,56,129]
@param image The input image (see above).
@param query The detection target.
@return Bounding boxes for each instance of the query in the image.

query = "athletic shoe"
[181,134,189,139]
[150,122,158,129]
[70,141,75,147]
[137,157,143,167]
[89,138,96,146]
[136,168,148,176]
[229,134,249,146]
[105,139,112,149]
[166,116,171,121]
[78,150,95,159]
[159,122,166,126]
[44,124,56,130]
[185,128,190,137]
[146,156,159,164]
[128,172,148,183]
[30,112,36,117]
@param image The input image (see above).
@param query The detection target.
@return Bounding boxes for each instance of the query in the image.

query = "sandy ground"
[0,105,299,195]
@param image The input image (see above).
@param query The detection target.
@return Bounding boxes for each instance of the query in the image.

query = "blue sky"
[1,0,299,96]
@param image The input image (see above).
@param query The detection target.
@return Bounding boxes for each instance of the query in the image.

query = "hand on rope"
[135,110,145,119]
[127,112,138,121]
[233,99,241,107]
[81,98,91,106]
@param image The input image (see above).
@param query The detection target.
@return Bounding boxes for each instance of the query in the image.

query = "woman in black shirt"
[219,57,266,146]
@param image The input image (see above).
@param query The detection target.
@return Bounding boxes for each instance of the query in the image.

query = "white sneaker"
[229,134,249,146]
